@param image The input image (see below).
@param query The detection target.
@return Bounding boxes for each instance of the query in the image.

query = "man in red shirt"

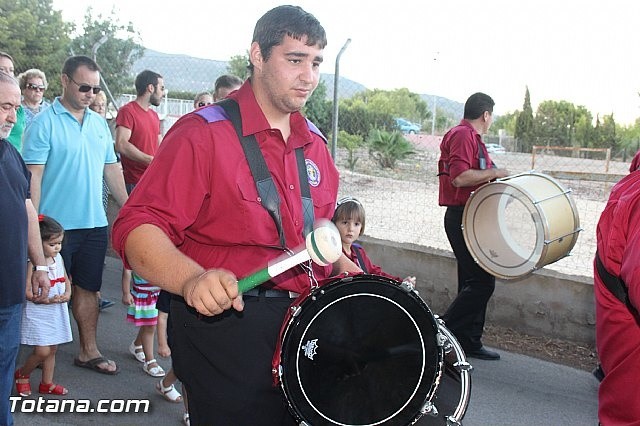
[112,6,355,425]
[437,92,509,361]
[115,69,163,189]
[594,171,640,425]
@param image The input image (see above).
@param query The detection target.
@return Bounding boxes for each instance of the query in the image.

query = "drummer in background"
[329,196,415,285]
[437,92,509,361]
[111,6,358,425]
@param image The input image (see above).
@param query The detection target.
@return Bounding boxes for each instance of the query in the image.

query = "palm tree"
[367,129,414,168]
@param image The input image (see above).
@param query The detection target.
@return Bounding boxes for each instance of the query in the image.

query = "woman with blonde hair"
[18,68,50,128]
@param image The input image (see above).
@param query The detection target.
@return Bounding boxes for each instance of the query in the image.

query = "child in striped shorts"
[122,272,165,377]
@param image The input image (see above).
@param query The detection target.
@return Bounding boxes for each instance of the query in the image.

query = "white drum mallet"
[237,221,343,293]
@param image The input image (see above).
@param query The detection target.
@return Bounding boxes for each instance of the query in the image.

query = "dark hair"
[331,197,366,235]
[62,56,101,78]
[38,215,64,241]
[249,5,327,73]
[463,92,494,120]
[135,70,163,96]
[214,74,243,93]
[0,51,14,62]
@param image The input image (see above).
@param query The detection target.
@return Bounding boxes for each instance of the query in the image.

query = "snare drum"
[274,274,443,425]
[462,172,581,279]
[416,320,472,426]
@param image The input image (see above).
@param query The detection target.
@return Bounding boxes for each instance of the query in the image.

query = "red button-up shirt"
[594,171,640,425]
[112,81,339,294]
[438,120,493,206]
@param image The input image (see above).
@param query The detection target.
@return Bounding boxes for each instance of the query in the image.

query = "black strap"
[218,99,315,246]
[352,245,368,274]
[595,251,638,316]
[218,99,286,248]
[477,140,496,170]
[295,148,314,238]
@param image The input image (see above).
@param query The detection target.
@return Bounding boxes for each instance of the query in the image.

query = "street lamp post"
[92,35,108,62]
[92,35,120,109]
[330,38,351,160]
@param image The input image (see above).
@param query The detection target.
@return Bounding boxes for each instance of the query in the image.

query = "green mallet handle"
[237,250,311,293]
[237,268,272,293]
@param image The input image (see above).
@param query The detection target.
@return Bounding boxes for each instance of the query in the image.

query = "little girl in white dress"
[15,215,72,396]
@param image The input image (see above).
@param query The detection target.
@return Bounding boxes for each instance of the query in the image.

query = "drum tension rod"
[544,228,583,245]
[532,188,573,205]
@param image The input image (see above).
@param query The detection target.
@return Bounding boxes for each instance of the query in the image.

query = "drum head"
[280,275,442,426]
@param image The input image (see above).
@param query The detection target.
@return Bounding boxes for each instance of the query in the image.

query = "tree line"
[491,86,640,155]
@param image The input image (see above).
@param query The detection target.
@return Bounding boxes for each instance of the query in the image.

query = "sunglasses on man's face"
[67,74,102,94]
[26,83,46,92]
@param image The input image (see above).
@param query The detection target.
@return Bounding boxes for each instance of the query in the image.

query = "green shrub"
[367,129,414,169]
[337,130,364,171]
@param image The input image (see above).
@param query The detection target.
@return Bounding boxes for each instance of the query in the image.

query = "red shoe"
[14,369,31,397]
[39,382,68,395]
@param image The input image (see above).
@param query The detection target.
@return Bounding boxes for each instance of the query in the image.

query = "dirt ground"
[483,324,598,372]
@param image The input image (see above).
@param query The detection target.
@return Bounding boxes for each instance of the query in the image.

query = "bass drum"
[462,172,581,279]
[274,274,443,426]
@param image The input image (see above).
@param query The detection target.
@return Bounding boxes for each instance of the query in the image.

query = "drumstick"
[237,221,343,293]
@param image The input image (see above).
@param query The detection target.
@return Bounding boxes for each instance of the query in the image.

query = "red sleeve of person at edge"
[594,171,640,426]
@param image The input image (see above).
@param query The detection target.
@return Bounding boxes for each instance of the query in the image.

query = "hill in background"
[133,49,463,118]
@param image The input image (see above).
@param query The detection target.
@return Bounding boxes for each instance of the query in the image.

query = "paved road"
[11,257,599,425]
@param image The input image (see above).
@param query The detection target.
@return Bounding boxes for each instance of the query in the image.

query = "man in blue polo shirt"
[23,56,128,375]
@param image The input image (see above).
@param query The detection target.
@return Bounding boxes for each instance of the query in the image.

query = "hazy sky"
[51,0,640,124]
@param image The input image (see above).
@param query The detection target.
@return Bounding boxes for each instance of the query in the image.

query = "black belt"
[243,287,299,298]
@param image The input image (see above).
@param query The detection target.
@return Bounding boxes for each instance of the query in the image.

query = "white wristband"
[34,265,49,272]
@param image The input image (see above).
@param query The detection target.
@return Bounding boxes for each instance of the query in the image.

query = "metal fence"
[335,134,622,279]
[114,91,618,280]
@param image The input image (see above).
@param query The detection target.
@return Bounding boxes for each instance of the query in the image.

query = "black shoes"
[465,346,501,360]
[592,364,604,382]
[99,298,115,311]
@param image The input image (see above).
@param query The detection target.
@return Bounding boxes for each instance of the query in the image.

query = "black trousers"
[441,207,495,351]
[170,295,298,426]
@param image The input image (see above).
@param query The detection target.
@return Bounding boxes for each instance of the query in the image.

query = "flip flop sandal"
[129,341,146,363]
[182,412,190,426]
[143,359,165,377]
[39,382,68,395]
[156,379,183,403]
[14,369,31,397]
[73,356,120,375]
